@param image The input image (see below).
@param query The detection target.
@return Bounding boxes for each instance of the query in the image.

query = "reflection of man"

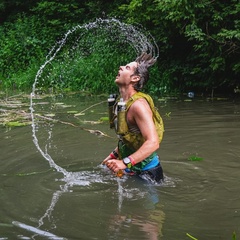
[109,209,165,240]
[103,53,164,183]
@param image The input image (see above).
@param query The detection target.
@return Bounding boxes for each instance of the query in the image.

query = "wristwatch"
[123,157,132,169]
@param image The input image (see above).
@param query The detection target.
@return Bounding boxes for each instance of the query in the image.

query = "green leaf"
[186,233,198,240]
[5,121,31,127]
[188,156,203,161]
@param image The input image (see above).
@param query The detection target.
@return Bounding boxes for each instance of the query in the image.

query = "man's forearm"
[127,140,159,164]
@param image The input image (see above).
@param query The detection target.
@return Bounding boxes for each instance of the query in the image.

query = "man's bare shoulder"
[129,98,151,115]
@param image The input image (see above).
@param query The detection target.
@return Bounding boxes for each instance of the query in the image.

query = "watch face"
[123,157,131,165]
[123,158,132,168]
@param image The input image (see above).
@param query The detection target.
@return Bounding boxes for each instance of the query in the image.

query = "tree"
[117,0,240,94]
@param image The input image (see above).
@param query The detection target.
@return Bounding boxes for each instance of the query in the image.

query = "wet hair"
[132,53,157,91]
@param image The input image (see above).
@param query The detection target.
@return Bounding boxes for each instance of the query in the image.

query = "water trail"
[29,101,69,176]
[37,184,69,229]
[117,177,124,212]
[30,18,159,178]
[27,19,159,235]
[12,221,65,239]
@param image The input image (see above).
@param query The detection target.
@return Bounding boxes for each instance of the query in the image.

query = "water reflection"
[9,161,167,239]
[1,95,240,239]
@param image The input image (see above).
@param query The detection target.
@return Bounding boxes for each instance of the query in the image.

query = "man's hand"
[103,159,126,173]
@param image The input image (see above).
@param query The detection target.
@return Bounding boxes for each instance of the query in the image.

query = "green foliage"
[0,13,53,89]
[0,0,239,95]
[186,232,198,240]
[34,29,136,94]
[31,1,83,28]
[232,231,237,240]
[5,121,31,127]
[118,0,240,94]
[188,155,203,161]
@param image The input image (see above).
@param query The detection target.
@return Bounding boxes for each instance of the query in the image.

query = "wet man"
[103,53,164,184]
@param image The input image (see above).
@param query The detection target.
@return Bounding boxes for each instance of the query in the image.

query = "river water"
[0,93,239,239]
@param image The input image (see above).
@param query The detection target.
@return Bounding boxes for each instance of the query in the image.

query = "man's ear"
[131,75,140,83]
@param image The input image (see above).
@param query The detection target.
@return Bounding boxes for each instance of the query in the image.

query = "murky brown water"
[0,94,239,239]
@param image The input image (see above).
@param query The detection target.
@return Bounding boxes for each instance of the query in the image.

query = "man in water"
[103,53,164,183]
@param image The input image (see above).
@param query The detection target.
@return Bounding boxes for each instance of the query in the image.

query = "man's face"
[115,61,138,86]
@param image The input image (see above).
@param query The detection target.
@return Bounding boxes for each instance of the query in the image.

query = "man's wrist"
[123,157,131,169]
[109,150,118,159]
[128,156,136,166]
[123,156,136,169]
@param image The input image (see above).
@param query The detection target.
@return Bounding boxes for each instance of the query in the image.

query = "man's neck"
[118,87,137,102]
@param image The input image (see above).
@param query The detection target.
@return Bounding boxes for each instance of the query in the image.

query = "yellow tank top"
[117,92,164,151]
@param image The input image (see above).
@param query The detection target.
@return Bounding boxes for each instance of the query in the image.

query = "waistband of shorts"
[142,155,160,171]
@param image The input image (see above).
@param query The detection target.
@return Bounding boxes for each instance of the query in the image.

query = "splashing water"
[29,18,159,182]
[25,19,162,237]
[117,177,124,212]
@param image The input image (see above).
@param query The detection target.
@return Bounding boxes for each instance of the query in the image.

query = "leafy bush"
[0,13,54,89]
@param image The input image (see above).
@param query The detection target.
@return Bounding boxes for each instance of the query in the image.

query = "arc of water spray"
[30,18,159,177]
